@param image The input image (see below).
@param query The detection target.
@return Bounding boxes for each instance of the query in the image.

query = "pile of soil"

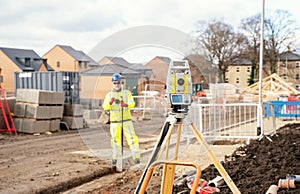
[97,123,300,194]
[199,122,300,194]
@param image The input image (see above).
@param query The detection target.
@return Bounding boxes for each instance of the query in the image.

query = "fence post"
[199,105,203,133]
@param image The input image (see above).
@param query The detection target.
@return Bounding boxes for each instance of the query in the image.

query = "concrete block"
[50,106,64,118]
[14,103,26,117]
[13,118,23,133]
[63,104,83,116]
[16,89,52,104]
[49,119,61,132]
[1,97,16,116]
[21,119,50,134]
[51,92,64,104]
[63,116,83,129]
[25,104,51,119]
[83,110,99,119]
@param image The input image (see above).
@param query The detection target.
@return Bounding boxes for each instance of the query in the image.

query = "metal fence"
[187,103,263,140]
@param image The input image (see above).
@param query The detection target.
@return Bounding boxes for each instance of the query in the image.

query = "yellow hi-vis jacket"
[102,89,135,122]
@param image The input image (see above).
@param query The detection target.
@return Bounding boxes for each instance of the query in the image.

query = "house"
[277,51,300,91]
[99,56,152,79]
[98,56,153,96]
[80,63,142,100]
[225,58,252,91]
[0,47,53,94]
[144,56,171,83]
[144,56,207,96]
[43,45,99,72]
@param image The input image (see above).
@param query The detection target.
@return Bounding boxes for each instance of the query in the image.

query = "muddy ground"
[1,114,300,194]
[86,123,300,194]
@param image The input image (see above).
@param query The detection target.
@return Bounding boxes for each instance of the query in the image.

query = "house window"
[78,61,82,68]
[236,67,240,72]
[283,73,287,80]
[84,62,88,69]
[247,67,251,72]
[236,78,240,84]
[56,61,60,68]
[296,85,300,91]
[295,74,300,80]
[296,62,300,68]
[225,77,229,83]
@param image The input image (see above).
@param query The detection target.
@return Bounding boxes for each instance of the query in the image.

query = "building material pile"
[63,104,84,129]
[13,89,64,133]
[241,73,300,102]
[209,83,239,103]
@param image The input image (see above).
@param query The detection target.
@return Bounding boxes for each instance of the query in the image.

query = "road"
[0,114,165,194]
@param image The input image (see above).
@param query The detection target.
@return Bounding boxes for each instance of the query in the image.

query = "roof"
[279,51,300,61]
[231,58,252,66]
[58,45,99,67]
[0,47,53,71]
[241,73,300,98]
[104,56,132,66]
[156,56,171,64]
[80,63,142,78]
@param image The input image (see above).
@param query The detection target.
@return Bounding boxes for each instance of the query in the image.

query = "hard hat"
[112,73,122,82]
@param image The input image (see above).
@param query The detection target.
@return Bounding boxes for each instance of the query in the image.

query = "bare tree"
[239,14,261,84]
[264,9,299,74]
[195,19,247,82]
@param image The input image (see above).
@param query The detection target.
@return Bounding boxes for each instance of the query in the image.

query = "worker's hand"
[120,101,128,107]
[109,98,115,105]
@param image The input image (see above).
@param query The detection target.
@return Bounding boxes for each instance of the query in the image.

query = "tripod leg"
[161,122,182,193]
[189,123,241,194]
[135,118,173,194]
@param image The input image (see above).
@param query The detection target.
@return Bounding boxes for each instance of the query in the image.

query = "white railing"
[187,102,271,140]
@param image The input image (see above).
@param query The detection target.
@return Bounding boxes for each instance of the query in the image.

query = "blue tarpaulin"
[264,101,300,117]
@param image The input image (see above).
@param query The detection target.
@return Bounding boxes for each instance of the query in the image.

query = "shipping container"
[14,71,80,104]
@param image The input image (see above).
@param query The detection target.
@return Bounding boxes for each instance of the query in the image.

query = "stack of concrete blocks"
[14,89,64,134]
[63,104,84,129]
[83,109,102,127]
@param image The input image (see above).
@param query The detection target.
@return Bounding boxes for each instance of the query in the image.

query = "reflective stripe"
[110,119,131,123]
[110,108,129,112]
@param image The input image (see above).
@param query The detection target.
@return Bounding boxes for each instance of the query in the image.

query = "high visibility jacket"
[102,89,135,122]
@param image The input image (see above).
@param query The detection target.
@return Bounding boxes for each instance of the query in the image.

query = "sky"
[0,0,299,63]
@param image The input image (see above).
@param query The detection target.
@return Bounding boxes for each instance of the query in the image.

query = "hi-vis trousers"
[110,120,140,160]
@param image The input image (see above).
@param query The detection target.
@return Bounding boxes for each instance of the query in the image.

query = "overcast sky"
[0,0,299,63]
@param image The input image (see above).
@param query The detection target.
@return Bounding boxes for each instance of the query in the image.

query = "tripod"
[134,112,241,194]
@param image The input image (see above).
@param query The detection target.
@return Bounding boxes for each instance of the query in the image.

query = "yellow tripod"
[134,114,241,194]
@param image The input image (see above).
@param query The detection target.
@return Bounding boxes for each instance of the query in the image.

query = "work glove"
[120,101,128,107]
[109,98,115,105]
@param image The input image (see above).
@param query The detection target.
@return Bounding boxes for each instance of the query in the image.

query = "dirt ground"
[1,113,300,194]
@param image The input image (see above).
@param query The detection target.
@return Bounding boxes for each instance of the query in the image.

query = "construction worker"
[102,73,140,166]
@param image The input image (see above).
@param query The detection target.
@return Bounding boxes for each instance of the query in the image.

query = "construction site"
[0,55,300,194]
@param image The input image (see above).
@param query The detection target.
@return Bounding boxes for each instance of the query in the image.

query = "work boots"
[112,159,117,166]
[134,158,140,164]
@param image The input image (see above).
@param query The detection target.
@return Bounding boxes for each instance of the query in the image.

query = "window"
[296,85,300,91]
[226,68,229,72]
[247,67,251,73]
[84,62,88,69]
[78,61,82,68]
[295,74,300,80]
[236,77,240,84]
[283,73,287,80]
[296,62,300,68]
[236,67,240,72]
[56,61,60,68]
[225,77,229,82]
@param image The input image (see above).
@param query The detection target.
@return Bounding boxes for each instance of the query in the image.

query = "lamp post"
[258,0,265,136]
